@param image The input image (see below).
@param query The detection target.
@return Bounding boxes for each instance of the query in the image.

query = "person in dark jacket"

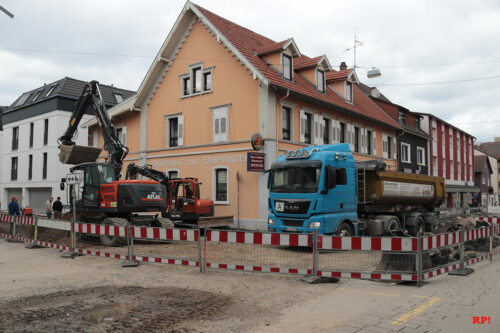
[52,197,63,219]
[8,196,20,234]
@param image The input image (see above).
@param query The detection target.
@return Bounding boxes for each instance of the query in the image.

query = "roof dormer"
[257,38,301,81]
[294,55,332,92]
[326,64,359,102]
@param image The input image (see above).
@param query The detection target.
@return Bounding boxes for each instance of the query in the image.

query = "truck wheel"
[99,217,128,246]
[384,218,400,236]
[407,216,425,236]
[155,217,174,229]
[337,222,354,237]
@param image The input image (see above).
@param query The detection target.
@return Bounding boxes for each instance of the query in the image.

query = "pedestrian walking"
[8,196,20,235]
[52,197,63,219]
[46,197,54,219]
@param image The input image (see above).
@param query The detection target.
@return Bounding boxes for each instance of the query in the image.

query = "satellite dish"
[371,88,381,98]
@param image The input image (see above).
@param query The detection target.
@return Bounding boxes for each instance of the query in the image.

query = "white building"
[0,77,135,213]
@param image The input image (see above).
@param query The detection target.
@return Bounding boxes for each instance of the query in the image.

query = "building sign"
[251,133,264,151]
[150,154,247,168]
[247,152,265,172]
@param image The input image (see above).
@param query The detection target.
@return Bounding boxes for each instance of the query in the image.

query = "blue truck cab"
[267,143,359,235]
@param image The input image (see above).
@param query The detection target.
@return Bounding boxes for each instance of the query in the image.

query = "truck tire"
[337,222,354,237]
[384,217,400,236]
[407,215,425,236]
[99,217,128,246]
[155,217,174,229]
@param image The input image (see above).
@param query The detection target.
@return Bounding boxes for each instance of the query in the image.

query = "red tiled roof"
[326,69,350,81]
[194,4,400,129]
[256,39,289,56]
[293,56,322,70]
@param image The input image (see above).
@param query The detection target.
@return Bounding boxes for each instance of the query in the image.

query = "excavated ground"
[0,286,232,333]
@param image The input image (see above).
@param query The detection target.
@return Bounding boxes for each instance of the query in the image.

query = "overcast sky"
[1,0,499,142]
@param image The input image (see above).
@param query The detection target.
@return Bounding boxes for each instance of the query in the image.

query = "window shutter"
[178,116,184,146]
[332,119,339,143]
[348,124,354,151]
[300,109,305,143]
[221,115,228,142]
[372,131,377,156]
[313,114,320,145]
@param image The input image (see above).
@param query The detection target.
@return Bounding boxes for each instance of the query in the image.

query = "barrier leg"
[198,226,203,272]
[417,232,422,287]
[490,223,493,263]
[202,228,207,273]
[7,217,24,243]
[300,231,338,284]
[449,226,474,276]
[26,217,43,249]
[122,222,139,267]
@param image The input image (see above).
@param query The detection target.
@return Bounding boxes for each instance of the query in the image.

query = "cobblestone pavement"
[328,258,500,333]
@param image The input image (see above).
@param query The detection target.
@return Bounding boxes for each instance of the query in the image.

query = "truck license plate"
[275,202,284,212]
[285,227,297,232]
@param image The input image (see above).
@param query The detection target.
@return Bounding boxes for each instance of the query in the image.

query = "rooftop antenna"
[0,5,14,18]
[345,28,363,68]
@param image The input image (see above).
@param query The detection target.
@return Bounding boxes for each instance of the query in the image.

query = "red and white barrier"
[207,230,311,246]
[74,222,198,242]
[0,214,35,225]
[317,270,417,281]
[206,262,311,275]
[318,235,417,252]
[477,217,500,224]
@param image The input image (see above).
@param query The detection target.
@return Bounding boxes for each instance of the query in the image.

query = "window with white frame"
[482,175,486,185]
[300,111,313,144]
[345,81,352,102]
[316,69,325,92]
[282,106,292,140]
[115,126,127,145]
[166,115,184,147]
[354,126,360,153]
[282,54,292,80]
[212,105,229,143]
[383,135,395,159]
[339,122,346,143]
[401,143,411,163]
[180,63,214,97]
[214,167,228,203]
[417,147,425,166]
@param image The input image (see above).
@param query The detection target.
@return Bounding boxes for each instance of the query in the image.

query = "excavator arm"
[58,80,128,178]
[126,163,169,186]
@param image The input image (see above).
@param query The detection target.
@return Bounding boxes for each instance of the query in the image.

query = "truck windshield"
[271,167,321,193]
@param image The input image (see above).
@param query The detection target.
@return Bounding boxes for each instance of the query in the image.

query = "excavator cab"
[69,162,117,208]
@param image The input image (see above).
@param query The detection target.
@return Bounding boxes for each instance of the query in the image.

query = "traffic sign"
[66,173,81,184]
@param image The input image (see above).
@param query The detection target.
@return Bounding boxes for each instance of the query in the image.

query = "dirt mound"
[0,286,231,333]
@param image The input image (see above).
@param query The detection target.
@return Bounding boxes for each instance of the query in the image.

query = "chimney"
[339,62,347,71]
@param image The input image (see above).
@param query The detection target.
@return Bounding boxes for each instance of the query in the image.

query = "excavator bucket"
[59,144,102,164]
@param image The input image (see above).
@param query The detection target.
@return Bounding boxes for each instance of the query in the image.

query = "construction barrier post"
[7,216,23,243]
[198,226,203,272]
[449,225,473,276]
[417,231,422,287]
[312,230,318,277]
[202,229,207,273]
[122,222,140,267]
[26,216,42,249]
[490,223,493,263]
